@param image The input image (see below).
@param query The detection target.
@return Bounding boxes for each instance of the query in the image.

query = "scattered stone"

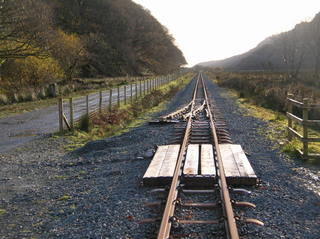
[0,78,319,239]
[143,149,155,158]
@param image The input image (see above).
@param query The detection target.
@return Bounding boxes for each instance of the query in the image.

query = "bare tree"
[307,15,320,76]
[280,31,306,78]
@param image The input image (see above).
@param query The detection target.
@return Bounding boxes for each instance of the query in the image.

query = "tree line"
[0,0,186,92]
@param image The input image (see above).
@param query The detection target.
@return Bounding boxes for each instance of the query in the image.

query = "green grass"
[64,73,193,151]
[220,88,320,162]
[0,98,57,118]
[0,209,6,215]
[57,195,72,201]
[0,76,157,119]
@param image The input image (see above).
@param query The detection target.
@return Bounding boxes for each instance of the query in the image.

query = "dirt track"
[0,83,144,153]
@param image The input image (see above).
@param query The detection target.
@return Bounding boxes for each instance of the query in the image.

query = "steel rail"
[200,72,240,239]
[157,75,200,239]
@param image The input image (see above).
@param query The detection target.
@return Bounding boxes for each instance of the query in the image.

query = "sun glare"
[133,0,320,66]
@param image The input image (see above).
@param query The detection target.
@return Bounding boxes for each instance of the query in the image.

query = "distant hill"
[50,0,187,76]
[198,13,320,74]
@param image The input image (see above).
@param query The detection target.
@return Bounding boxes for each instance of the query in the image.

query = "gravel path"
[204,77,320,239]
[0,81,150,153]
[0,76,319,239]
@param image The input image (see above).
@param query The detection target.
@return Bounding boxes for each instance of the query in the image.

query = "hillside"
[198,13,320,74]
[0,0,186,93]
[50,0,187,76]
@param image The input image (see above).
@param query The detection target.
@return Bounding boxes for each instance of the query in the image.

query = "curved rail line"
[153,72,262,239]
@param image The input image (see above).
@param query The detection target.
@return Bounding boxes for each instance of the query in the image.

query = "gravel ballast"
[0,76,319,239]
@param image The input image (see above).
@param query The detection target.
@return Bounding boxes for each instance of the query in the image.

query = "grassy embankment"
[64,73,194,150]
[0,77,141,119]
[209,71,320,163]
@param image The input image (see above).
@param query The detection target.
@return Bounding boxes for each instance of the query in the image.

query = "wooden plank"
[286,112,303,124]
[62,113,71,130]
[305,120,320,127]
[303,137,320,143]
[219,144,258,185]
[288,127,303,139]
[287,98,304,108]
[183,144,199,175]
[287,112,320,127]
[200,144,216,176]
[58,98,63,133]
[143,145,169,178]
[158,145,180,177]
[219,144,240,177]
[230,145,256,178]
[298,149,320,159]
[229,145,248,177]
[143,143,257,187]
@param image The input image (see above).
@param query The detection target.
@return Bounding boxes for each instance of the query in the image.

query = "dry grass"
[64,74,194,150]
[217,77,320,164]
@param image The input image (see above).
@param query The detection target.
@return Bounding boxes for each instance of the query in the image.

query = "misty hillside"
[198,12,320,73]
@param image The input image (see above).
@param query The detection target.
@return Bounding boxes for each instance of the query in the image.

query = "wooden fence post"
[117,86,120,107]
[58,97,63,133]
[130,83,133,103]
[109,88,112,111]
[146,79,148,93]
[287,93,293,141]
[99,90,102,113]
[69,98,74,129]
[302,98,309,159]
[140,80,142,97]
[124,85,127,105]
[86,95,89,116]
[135,83,138,100]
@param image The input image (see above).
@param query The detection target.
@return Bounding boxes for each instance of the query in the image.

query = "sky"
[132,0,320,66]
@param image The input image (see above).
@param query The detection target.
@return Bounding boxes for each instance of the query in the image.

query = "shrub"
[79,115,90,132]
[212,71,320,113]
[0,94,8,105]
[1,56,64,91]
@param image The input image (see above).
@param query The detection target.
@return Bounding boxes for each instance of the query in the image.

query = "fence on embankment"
[58,74,177,132]
[286,94,320,160]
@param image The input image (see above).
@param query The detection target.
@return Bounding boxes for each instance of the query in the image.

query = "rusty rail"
[153,72,262,238]
[157,73,241,238]
[157,75,199,238]
[201,73,240,239]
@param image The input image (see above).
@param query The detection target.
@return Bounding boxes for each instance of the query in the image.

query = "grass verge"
[64,74,193,151]
[0,77,151,119]
[219,88,320,165]
[0,98,57,118]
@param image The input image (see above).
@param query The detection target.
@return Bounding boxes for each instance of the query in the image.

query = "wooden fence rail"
[287,93,320,159]
[58,74,178,132]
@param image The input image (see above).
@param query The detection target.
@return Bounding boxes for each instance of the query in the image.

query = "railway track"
[143,73,263,238]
